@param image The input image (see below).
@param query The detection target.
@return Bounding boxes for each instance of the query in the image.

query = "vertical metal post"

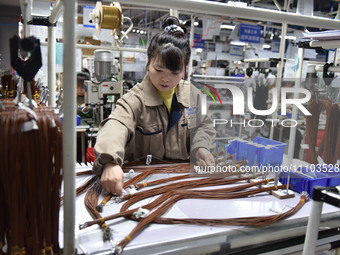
[269,0,288,140]
[48,26,56,107]
[287,46,304,160]
[63,0,77,253]
[20,0,32,37]
[302,200,324,255]
[188,15,195,83]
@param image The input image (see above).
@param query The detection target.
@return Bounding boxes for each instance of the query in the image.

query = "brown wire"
[80,176,263,229]
[78,160,306,254]
[116,183,292,250]
[0,101,63,255]
[305,99,333,164]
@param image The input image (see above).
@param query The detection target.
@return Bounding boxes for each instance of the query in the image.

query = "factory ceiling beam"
[122,0,340,30]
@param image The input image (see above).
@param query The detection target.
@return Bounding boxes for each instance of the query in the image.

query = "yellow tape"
[100,217,105,223]
[45,246,52,251]
[142,182,147,187]
[12,247,26,255]
[101,223,107,229]
[125,235,131,241]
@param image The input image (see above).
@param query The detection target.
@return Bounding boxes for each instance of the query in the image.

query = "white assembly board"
[59,161,340,255]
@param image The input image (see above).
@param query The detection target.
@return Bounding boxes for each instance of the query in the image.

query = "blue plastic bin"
[252,136,287,167]
[227,137,287,168]
[279,165,340,196]
[227,139,258,166]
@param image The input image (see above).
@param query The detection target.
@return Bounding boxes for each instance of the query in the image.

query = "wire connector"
[113,246,122,255]
[102,227,113,242]
[133,207,150,219]
[79,223,88,230]
[124,169,135,179]
[146,155,152,165]
[300,191,310,201]
[113,196,122,203]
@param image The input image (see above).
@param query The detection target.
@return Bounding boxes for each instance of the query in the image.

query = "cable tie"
[125,235,131,241]
[274,185,278,190]
[101,223,107,229]
[100,217,105,223]
[142,182,147,187]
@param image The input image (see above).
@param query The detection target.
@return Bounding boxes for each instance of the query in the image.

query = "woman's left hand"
[195,148,215,166]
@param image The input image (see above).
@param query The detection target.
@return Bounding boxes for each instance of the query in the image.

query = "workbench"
[60,160,340,255]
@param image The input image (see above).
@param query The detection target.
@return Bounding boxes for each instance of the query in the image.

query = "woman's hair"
[147,16,190,72]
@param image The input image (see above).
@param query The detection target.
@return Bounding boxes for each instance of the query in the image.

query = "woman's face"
[148,57,185,92]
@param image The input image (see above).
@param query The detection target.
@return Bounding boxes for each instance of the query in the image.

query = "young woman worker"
[93,16,216,195]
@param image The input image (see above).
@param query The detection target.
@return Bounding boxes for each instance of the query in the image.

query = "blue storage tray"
[227,137,287,167]
[279,165,340,196]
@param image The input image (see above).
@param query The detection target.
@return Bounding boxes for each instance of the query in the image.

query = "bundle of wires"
[78,159,307,254]
[0,99,63,255]
[306,99,340,164]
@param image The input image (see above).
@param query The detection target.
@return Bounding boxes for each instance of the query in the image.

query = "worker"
[92,16,216,195]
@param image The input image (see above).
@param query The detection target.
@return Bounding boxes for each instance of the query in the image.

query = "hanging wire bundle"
[306,99,340,164]
[76,159,307,254]
[0,100,63,255]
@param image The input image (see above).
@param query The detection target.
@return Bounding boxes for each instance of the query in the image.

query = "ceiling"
[1,0,339,31]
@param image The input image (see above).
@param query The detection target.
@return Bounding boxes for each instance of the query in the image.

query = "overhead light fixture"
[263,44,271,49]
[220,24,235,30]
[194,21,199,26]
[230,41,247,46]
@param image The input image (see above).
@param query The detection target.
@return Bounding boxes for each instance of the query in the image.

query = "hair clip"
[164,24,184,33]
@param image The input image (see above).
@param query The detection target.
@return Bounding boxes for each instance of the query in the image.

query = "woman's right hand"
[100,163,125,195]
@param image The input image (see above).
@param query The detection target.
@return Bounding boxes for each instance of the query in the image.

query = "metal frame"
[122,0,340,29]
[45,0,340,254]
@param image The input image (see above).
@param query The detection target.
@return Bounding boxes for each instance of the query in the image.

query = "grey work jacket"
[92,73,216,176]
